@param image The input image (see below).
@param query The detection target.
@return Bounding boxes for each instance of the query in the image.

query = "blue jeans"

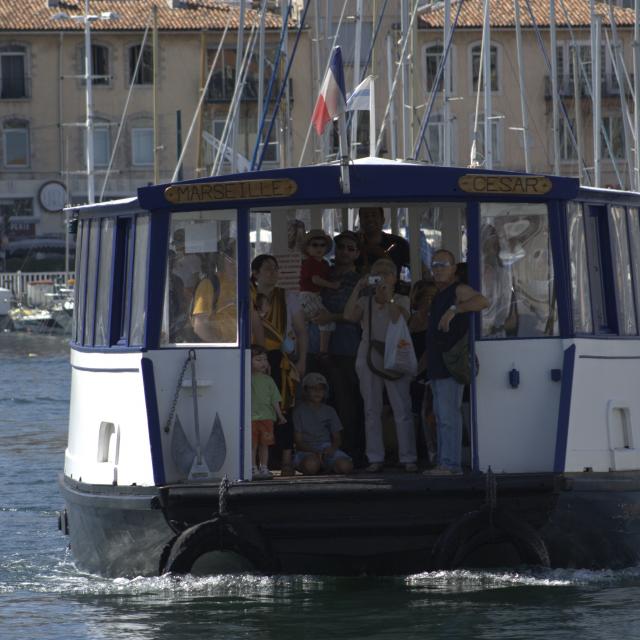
[431,377,464,471]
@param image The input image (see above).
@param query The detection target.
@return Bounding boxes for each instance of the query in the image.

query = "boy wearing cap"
[299,229,340,357]
[292,373,353,475]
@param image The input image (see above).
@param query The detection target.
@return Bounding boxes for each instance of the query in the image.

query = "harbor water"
[1,332,640,640]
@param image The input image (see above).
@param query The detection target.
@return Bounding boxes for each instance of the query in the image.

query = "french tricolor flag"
[311,47,347,135]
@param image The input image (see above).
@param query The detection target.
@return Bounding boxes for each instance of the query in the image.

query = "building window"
[89,123,111,167]
[601,114,625,159]
[424,114,453,165]
[559,117,578,162]
[3,119,29,167]
[556,41,613,95]
[129,44,153,85]
[425,43,452,93]
[0,46,28,99]
[331,22,373,66]
[471,44,499,92]
[132,127,153,166]
[471,115,502,166]
[82,44,110,86]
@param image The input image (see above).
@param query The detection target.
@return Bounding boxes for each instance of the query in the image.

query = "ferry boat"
[58,159,640,577]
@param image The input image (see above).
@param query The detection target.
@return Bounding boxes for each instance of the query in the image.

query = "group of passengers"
[249,207,489,480]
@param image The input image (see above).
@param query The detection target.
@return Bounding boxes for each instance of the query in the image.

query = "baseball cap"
[302,372,328,388]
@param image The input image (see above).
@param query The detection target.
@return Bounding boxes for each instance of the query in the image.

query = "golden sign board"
[164,178,298,205]
[458,174,552,195]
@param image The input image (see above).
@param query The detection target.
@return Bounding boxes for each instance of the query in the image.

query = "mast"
[513,0,530,172]
[232,0,246,174]
[443,0,452,166]
[401,0,410,157]
[634,0,640,189]
[593,11,602,187]
[351,0,363,159]
[83,0,95,203]
[482,0,492,169]
[550,0,560,175]
[386,32,397,159]
[572,44,585,183]
[152,4,159,183]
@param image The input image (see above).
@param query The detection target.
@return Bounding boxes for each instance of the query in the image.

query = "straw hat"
[303,229,333,255]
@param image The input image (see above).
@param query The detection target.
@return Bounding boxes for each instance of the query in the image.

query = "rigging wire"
[171,12,233,182]
[98,15,152,200]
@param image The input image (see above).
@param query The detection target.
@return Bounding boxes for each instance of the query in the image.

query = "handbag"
[442,332,478,385]
[384,315,418,377]
[366,295,403,380]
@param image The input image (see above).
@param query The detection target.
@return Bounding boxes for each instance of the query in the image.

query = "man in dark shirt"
[355,206,410,276]
[424,249,488,476]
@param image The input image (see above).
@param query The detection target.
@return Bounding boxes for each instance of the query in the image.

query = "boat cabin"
[64,159,640,488]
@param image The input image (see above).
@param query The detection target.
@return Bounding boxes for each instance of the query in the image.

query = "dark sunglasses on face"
[431,260,452,269]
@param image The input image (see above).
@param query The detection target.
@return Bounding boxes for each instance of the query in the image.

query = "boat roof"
[66,162,582,218]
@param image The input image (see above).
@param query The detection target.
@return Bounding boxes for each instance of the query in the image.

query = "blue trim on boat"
[141,357,165,485]
[466,200,480,472]
[237,208,250,480]
[554,344,576,473]
[146,210,170,349]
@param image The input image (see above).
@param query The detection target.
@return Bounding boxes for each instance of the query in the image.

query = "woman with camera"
[343,258,418,473]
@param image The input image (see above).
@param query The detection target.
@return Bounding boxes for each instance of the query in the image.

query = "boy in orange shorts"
[251,344,286,479]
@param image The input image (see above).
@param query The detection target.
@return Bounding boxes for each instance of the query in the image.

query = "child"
[251,344,286,480]
[292,372,353,476]
[299,229,340,357]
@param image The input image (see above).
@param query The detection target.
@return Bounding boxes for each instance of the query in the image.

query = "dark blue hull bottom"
[59,472,640,578]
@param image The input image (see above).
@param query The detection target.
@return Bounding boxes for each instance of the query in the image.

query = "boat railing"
[0,271,72,306]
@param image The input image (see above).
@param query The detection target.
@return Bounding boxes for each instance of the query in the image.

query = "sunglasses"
[431,260,453,268]
[336,243,357,252]
[310,241,327,248]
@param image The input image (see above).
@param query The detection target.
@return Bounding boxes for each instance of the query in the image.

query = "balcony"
[207,73,292,103]
[544,74,633,99]
[0,74,31,100]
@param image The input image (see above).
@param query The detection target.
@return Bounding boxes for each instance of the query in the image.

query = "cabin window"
[94,218,115,346]
[162,210,238,346]
[72,220,87,343]
[567,202,593,333]
[626,207,640,327]
[480,203,558,338]
[113,218,134,345]
[84,220,101,345]
[129,216,150,345]
[610,205,637,335]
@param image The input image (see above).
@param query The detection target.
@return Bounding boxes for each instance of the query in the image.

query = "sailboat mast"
[232,0,246,174]
[443,0,452,166]
[634,0,640,189]
[401,0,410,157]
[351,0,363,159]
[482,0,492,169]
[514,0,530,172]
[550,0,560,175]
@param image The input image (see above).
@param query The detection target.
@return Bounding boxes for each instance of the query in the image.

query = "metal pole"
[550,0,560,175]
[443,0,451,166]
[152,4,160,183]
[482,0,492,169]
[634,0,640,189]
[572,45,585,183]
[593,13,602,187]
[351,0,362,159]
[401,0,410,158]
[232,0,246,173]
[514,0,530,172]
[386,32,397,159]
[83,0,95,203]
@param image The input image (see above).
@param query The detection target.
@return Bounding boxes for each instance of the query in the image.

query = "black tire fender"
[433,507,550,569]
[160,513,279,575]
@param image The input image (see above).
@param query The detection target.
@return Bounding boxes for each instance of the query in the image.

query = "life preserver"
[159,514,279,575]
[432,506,550,569]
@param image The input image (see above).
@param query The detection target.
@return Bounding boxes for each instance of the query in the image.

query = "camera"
[368,275,382,285]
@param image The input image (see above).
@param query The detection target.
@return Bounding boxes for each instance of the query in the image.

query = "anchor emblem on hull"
[171,413,227,479]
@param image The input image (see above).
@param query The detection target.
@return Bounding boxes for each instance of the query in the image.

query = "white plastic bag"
[384,315,418,377]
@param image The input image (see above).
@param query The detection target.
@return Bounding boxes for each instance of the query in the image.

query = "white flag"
[346,76,372,111]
